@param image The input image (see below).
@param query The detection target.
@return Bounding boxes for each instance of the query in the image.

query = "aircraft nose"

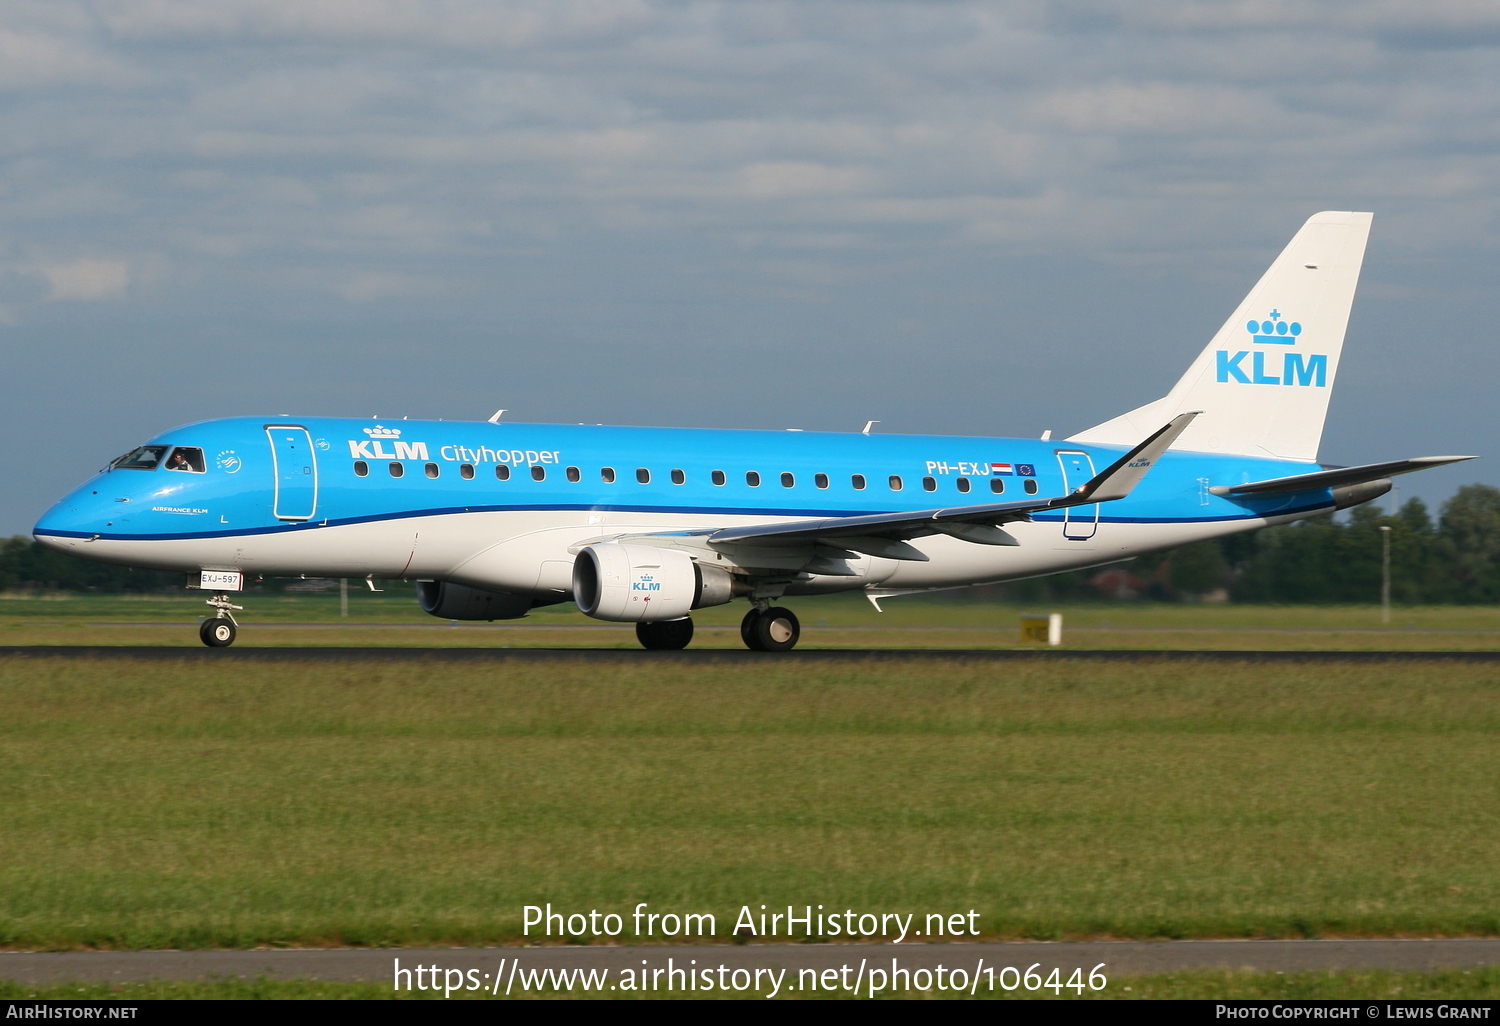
[32,527,74,553]
[33,486,112,546]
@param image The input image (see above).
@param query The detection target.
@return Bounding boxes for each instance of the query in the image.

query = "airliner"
[32,211,1471,649]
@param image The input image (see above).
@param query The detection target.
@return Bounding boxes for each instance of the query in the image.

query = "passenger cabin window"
[888,475,903,491]
[636,468,650,484]
[815,473,829,489]
[496,465,511,481]
[746,471,761,487]
[851,474,866,490]
[780,472,795,488]
[1024,479,1038,495]
[165,447,205,473]
[460,463,475,480]
[353,460,369,477]
[670,469,685,485]
[922,476,936,492]
[711,470,726,486]
[990,478,1004,494]
[601,467,616,483]
[531,465,546,481]
[389,462,404,478]
[956,477,971,493]
[566,466,580,482]
[110,445,168,470]
[425,463,439,479]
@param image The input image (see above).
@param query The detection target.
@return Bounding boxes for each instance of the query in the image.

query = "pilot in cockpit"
[165,448,205,473]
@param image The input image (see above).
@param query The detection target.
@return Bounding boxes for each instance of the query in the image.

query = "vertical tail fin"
[1068,211,1373,462]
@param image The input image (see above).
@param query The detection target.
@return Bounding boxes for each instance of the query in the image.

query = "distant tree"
[0,537,27,591]
[1333,503,1389,603]
[1437,485,1500,602]
[1164,541,1226,597]
[1232,513,1342,602]
[0,536,180,593]
[1389,497,1440,604]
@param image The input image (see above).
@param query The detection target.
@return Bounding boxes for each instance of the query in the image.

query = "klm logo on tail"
[1216,311,1326,387]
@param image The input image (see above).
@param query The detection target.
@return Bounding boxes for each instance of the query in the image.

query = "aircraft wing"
[1208,455,1475,497]
[700,412,1199,561]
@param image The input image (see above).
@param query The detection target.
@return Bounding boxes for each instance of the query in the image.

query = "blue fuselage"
[33,416,1334,596]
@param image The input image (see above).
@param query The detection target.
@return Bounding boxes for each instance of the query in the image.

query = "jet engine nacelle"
[573,543,739,622]
[416,580,534,621]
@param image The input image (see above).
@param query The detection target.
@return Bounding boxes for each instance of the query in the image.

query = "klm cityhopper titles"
[33,212,1472,649]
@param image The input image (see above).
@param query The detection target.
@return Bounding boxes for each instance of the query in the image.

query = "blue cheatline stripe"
[33,498,1332,545]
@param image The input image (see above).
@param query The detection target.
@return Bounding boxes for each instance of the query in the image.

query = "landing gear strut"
[199,592,242,648]
[741,606,800,652]
[636,617,694,650]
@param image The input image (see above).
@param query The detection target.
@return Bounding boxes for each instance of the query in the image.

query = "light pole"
[1379,525,1391,625]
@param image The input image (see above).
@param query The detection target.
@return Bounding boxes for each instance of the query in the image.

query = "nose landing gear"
[741,605,801,652]
[199,593,242,648]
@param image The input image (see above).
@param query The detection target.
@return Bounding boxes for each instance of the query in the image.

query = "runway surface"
[4,940,1500,984]
[3,646,1500,662]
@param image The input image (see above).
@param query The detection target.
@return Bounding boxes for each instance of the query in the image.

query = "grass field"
[4,969,1499,1000]
[4,591,1500,649]
[2,654,1498,953]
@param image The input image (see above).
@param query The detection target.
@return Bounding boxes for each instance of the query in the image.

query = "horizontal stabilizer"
[1210,455,1475,497]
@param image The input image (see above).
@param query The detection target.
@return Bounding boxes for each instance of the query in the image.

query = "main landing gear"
[199,592,242,648]
[741,605,801,652]
[636,618,695,651]
[631,605,803,652]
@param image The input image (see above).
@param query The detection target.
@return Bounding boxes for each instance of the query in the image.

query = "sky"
[3,0,1498,534]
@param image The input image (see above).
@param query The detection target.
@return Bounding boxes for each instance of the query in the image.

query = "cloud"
[3,1,1500,537]
[336,270,447,302]
[38,259,130,301]
[0,27,134,90]
[97,0,659,50]
[1029,82,1286,135]
[1,0,1494,268]
[739,162,875,199]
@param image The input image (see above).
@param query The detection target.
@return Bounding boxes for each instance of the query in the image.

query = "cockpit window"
[165,447,206,473]
[110,445,168,470]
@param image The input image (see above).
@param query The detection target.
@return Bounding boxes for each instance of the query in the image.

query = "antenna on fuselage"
[862,420,879,435]
[488,409,507,423]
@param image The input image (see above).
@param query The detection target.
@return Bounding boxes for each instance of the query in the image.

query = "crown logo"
[1247,310,1301,345]
[364,425,402,438]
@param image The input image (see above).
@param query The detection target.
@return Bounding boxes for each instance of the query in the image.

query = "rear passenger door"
[1054,450,1098,540]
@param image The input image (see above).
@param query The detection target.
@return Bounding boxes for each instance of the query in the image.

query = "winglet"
[1059,411,1200,507]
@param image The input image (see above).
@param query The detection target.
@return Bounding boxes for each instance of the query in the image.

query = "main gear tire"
[740,608,763,650]
[636,617,694,650]
[750,606,800,652]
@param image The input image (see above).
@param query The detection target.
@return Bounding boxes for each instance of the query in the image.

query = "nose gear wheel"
[200,618,236,647]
